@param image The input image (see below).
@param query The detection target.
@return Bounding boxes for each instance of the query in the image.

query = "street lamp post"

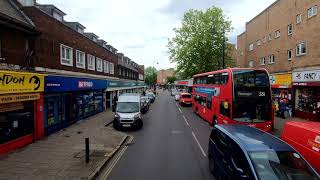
[222,30,225,69]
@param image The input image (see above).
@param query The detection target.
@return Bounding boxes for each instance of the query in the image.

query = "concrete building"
[157,68,175,85]
[237,0,320,121]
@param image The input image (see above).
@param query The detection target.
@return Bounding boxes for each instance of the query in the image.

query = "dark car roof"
[215,124,294,152]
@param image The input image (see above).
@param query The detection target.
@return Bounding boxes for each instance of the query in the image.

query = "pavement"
[0,110,127,180]
[272,115,307,137]
[108,90,214,180]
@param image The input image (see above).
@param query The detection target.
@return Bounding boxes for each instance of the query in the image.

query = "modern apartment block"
[237,0,320,121]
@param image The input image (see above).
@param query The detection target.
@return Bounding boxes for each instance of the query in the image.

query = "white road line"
[178,108,182,114]
[183,115,190,127]
[192,131,207,157]
[101,146,128,179]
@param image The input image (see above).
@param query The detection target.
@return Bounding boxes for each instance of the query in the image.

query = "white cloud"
[37,0,276,69]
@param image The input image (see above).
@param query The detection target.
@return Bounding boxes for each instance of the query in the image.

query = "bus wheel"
[212,117,218,126]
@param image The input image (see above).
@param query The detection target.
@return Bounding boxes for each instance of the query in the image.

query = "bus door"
[205,95,214,124]
[219,100,231,124]
[198,95,207,119]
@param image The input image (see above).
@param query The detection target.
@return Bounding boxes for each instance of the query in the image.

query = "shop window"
[296,88,320,114]
[0,102,34,145]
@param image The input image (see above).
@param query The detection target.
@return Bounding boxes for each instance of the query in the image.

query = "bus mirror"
[224,102,229,109]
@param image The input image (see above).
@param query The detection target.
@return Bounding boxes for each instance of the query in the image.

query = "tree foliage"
[145,66,157,85]
[168,7,234,79]
[166,76,177,84]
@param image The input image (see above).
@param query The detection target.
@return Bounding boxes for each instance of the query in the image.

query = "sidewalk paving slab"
[0,110,127,180]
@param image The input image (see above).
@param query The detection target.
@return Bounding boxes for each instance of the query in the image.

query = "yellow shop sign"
[0,93,40,104]
[0,71,45,94]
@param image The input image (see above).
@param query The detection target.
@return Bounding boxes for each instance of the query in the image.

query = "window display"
[296,88,320,114]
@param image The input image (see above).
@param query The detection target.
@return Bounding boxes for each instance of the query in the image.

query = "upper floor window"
[287,24,293,35]
[308,6,318,18]
[60,44,73,66]
[104,60,109,73]
[92,37,98,42]
[257,40,261,46]
[260,57,266,65]
[87,54,95,71]
[109,62,114,74]
[269,55,275,64]
[76,50,85,69]
[262,36,267,43]
[248,61,254,67]
[288,50,292,60]
[53,11,63,22]
[96,58,103,72]
[296,42,307,56]
[77,28,84,34]
[296,14,302,24]
[249,43,254,51]
[268,34,272,41]
[275,30,280,38]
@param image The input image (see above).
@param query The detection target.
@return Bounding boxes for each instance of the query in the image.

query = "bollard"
[85,137,89,163]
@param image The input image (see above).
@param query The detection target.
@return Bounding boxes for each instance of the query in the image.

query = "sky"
[38,0,276,70]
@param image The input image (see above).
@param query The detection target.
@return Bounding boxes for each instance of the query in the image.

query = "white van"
[113,94,143,130]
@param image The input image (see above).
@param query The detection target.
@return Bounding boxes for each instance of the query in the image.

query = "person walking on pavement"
[112,95,118,112]
[279,99,286,119]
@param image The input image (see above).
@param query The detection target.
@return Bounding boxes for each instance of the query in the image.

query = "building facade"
[0,0,145,154]
[157,68,175,85]
[236,0,320,121]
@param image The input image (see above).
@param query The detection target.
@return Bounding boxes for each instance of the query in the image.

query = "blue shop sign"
[108,80,145,88]
[45,76,108,92]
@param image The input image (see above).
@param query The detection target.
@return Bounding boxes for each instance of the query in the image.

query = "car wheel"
[136,120,143,130]
[209,155,217,176]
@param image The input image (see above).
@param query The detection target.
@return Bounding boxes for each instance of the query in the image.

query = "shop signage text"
[78,81,93,88]
[194,87,220,97]
[0,93,40,104]
[293,70,320,82]
[0,71,44,94]
[270,74,292,87]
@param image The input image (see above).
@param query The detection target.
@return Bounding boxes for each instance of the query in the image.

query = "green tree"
[166,76,177,84]
[168,7,234,79]
[145,66,157,86]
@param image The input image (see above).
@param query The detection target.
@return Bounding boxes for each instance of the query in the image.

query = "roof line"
[8,0,35,28]
[246,0,280,25]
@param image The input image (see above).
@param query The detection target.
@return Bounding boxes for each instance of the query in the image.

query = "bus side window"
[202,96,207,107]
[207,96,212,109]
[220,101,230,117]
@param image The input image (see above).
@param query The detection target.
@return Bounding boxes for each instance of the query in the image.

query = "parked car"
[174,93,180,101]
[171,89,177,96]
[113,95,143,130]
[179,93,192,106]
[146,93,155,103]
[208,124,320,180]
[282,121,320,173]
[140,96,150,114]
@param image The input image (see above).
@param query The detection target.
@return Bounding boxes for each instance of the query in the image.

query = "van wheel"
[209,155,217,176]
[136,120,143,130]
[113,120,121,131]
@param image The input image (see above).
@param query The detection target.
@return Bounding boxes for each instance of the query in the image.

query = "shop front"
[269,73,292,103]
[0,71,45,155]
[106,80,145,109]
[44,76,108,135]
[292,70,320,121]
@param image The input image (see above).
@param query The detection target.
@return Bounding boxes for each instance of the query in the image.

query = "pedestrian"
[142,90,146,96]
[279,99,286,119]
[112,95,118,112]
[286,101,293,117]
[274,99,279,116]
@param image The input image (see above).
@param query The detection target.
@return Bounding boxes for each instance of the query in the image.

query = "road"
[107,91,214,180]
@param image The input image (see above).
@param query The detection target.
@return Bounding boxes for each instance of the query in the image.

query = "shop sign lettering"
[0,71,44,94]
[78,81,93,88]
[0,93,40,104]
[293,70,320,82]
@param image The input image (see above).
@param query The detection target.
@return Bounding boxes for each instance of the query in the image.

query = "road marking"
[192,131,207,157]
[183,115,190,127]
[101,146,128,179]
[178,108,182,114]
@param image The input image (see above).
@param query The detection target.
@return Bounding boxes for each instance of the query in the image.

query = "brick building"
[237,0,320,121]
[0,0,146,154]
[157,68,175,85]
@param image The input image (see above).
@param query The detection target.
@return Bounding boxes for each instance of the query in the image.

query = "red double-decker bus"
[192,68,273,132]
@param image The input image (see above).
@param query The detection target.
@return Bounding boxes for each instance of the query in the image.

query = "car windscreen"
[116,102,140,113]
[249,151,319,180]
[181,95,191,98]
